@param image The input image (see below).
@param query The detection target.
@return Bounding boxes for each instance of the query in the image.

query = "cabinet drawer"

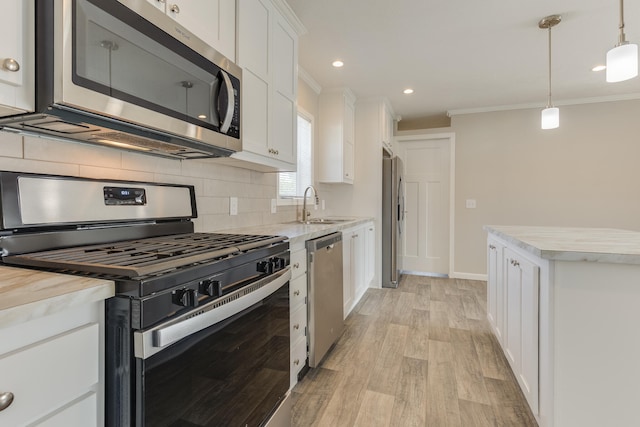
[0,323,99,426]
[290,273,307,310]
[37,392,97,427]
[290,249,307,279]
[290,303,306,344]
[290,336,307,384]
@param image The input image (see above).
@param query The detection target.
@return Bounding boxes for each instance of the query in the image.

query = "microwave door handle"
[218,70,235,133]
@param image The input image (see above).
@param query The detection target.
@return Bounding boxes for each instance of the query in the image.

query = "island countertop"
[484,225,640,264]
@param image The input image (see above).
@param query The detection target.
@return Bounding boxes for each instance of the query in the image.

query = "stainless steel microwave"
[0,0,241,159]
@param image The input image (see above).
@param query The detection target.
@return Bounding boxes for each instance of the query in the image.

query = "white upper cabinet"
[380,99,395,153]
[318,88,356,184]
[146,0,236,61]
[0,0,34,117]
[231,0,304,171]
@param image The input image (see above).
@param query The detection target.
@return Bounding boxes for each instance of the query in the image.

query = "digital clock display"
[104,186,147,206]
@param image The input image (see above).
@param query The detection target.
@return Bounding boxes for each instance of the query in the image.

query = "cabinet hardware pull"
[293,324,300,330]
[489,244,496,250]
[294,359,300,365]
[2,58,20,72]
[169,4,180,13]
[513,260,520,267]
[293,262,299,269]
[0,392,14,411]
[293,290,300,296]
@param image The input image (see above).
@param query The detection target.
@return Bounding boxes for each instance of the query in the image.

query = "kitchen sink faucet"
[302,185,319,222]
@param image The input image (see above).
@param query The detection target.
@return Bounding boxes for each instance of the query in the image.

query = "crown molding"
[298,66,322,94]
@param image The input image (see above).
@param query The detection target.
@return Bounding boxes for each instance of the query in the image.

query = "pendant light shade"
[539,15,561,130]
[606,0,638,82]
[541,107,559,129]
[606,43,638,82]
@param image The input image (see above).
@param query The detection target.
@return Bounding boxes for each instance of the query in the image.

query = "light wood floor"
[291,275,538,427]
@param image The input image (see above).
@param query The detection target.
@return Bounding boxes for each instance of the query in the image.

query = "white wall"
[452,98,640,275]
[0,132,297,230]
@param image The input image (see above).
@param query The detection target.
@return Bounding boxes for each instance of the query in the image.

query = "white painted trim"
[451,272,487,281]
[447,92,640,116]
[271,0,307,35]
[277,107,315,205]
[298,67,322,95]
[395,132,456,278]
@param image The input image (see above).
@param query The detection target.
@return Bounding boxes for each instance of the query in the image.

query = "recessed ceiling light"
[332,60,344,68]
[403,88,414,94]
[198,114,207,119]
[592,65,607,72]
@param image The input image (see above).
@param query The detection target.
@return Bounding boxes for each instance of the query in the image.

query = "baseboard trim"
[451,272,487,281]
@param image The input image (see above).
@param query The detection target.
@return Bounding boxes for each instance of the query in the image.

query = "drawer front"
[37,392,97,427]
[0,323,99,426]
[290,303,307,344]
[290,336,307,388]
[290,249,307,280]
[290,273,307,310]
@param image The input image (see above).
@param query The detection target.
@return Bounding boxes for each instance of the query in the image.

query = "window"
[279,109,313,200]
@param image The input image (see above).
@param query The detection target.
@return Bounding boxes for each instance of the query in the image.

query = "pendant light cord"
[618,0,627,45]
[547,26,552,108]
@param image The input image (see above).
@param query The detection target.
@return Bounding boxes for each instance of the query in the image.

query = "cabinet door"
[342,229,354,319]
[237,0,271,156]
[167,0,236,61]
[504,248,539,415]
[352,229,364,299]
[364,223,375,287]
[270,15,297,164]
[343,98,355,182]
[0,0,33,116]
[487,239,504,343]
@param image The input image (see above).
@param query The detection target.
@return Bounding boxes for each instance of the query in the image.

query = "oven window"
[141,283,290,426]
[72,0,236,131]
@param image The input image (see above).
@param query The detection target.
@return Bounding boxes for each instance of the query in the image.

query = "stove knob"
[200,279,221,297]
[272,257,286,271]
[257,260,273,274]
[173,289,199,307]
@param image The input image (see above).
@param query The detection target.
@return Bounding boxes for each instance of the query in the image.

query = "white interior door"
[400,138,451,275]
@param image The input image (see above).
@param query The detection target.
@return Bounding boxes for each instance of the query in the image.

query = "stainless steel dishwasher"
[307,232,344,367]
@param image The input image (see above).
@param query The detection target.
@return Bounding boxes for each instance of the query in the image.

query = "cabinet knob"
[293,323,300,330]
[169,4,180,13]
[0,392,14,412]
[489,244,496,250]
[3,58,20,72]
[156,0,165,3]
[293,290,300,296]
[293,262,300,269]
[294,359,300,366]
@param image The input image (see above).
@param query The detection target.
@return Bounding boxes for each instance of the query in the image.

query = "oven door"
[127,268,290,427]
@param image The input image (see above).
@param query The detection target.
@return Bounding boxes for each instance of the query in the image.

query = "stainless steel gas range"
[0,171,292,427]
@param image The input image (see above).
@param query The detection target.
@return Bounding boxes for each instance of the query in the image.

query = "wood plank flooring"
[291,275,538,427]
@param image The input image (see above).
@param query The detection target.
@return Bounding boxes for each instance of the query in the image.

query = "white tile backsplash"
[0,131,297,231]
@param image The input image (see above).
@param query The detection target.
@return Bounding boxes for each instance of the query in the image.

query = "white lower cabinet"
[487,235,541,420]
[342,221,374,318]
[289,244,307,388]
[0,302,104,427]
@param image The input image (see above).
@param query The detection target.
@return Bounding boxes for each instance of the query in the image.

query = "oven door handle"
[134,267,291,360]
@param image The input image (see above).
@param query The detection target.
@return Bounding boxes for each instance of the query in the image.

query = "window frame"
[277,107,314,206]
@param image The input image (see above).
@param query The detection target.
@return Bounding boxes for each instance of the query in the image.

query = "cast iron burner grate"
[4,233,285,278]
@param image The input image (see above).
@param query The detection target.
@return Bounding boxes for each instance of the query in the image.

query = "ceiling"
[285,0,640,121]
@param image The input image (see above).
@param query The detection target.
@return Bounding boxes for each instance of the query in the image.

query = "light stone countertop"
[0,266,115,328]
[221,217,374,247]
[484,225,640,264]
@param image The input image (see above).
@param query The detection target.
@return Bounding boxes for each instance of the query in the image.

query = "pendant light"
[606,0,638,82]
[539,15,561,130]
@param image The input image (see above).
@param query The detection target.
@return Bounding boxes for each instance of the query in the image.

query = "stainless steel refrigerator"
[382,156,404,288]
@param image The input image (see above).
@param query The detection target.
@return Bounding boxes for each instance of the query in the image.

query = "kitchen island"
[485,225,640,427]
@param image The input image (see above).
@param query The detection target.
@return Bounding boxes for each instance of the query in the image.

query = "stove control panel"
[104,186,147,205]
